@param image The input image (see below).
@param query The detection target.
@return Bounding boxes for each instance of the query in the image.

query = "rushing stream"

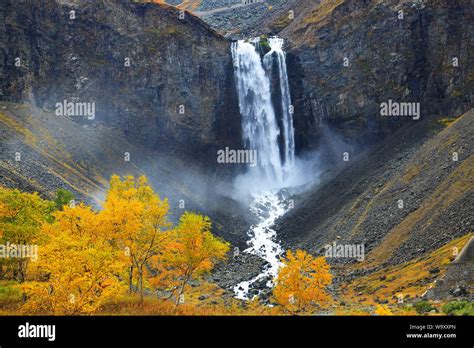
[233,191,290,300]
[231,37,298,299]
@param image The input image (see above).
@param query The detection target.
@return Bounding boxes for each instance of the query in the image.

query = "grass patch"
[341,234,472,309]
[304,0,345,25]
[438,117,459,127]
[148,25,185,39]
[401,163,426,183]
[0,280,23,313]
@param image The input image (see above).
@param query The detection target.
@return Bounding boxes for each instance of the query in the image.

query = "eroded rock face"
[281,0,473,152]
[0,0,241,167]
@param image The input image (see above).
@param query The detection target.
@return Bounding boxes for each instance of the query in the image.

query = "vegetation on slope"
[340,234,472,314]
[1,178,470,315]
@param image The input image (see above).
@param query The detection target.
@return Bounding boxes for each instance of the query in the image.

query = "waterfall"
[231,37,298,300]
[263,37,296,173]
[231,39,284,185]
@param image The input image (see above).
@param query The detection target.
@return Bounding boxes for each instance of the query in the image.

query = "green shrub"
[414,300,434,314]
[54,188,74,211]
[442,301,474,316]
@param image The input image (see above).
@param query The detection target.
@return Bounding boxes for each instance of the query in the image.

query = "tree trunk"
[138,266,144,304]
[128,265,134,294]
[18,259,26,282]
[174,276,189,311]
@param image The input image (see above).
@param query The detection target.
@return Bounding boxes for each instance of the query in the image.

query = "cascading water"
[231,37,299,300]
[231,39,284,185]
[263,37,296,174]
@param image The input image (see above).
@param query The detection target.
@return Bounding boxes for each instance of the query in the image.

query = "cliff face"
[4,0,470,167]
[280,0,473,152]
[189,0,473,157]
[0,0,241,166]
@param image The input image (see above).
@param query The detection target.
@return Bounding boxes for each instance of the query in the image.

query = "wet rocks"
[211,252,269,292]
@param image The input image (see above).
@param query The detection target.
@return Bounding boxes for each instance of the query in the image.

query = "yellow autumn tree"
[21,204,125,314]
[0,187,52,282]
[100,175,170,302]
[8,176,233,314]
[273,249,332,314]
[155,212,229,308]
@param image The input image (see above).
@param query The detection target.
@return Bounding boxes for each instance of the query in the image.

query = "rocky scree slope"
[276,109,473,273]
[193,0,296,37]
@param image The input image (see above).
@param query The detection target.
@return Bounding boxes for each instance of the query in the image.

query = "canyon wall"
[0,0,241,166]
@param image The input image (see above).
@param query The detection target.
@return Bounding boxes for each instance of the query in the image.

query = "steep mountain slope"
[263,0,474,282]
[340,234,472,308]
[0,0,241,167]
[277,109,473,270]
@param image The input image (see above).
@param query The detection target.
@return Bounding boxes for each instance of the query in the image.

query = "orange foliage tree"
[100,175,170,302]
[273,249,332,314]
[374,304,393,316]
[21,204,126,314]
[154,212,229,307]
[8,175,232,314]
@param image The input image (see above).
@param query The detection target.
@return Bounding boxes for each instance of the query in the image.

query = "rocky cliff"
[280,0,473,152]
[195,0,473,155]
[0,0,241,166]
